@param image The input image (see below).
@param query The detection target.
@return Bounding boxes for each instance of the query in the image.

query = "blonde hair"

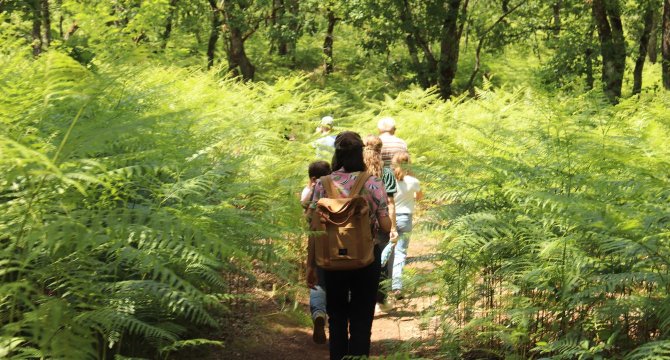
[363,135,383,177]
[392,151,411,181]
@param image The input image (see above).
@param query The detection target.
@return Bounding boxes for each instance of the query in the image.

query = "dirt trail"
[225,235,441,360]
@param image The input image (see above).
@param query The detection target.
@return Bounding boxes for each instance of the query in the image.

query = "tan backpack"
[311,172,374,271]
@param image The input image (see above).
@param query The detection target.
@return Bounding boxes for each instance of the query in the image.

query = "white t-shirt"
[312,135,336,160]
[394,175,420,214]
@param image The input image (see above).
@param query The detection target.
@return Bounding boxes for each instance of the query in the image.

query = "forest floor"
[213,234,444,360]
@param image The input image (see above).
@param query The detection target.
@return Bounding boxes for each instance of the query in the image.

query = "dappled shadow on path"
[216,235,443,360]
[406,253,447,264]
[228,325,330,360]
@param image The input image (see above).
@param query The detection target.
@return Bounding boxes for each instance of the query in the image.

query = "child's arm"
[414,178,423,202]
[415,190,424,202]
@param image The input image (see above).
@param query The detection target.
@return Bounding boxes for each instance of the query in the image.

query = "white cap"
[377,117,396,132]
[321,116,334,126]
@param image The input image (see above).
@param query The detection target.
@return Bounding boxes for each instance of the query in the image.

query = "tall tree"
[206,0,261,80]
[41,0,50,47]
[552,0,561,35]
[465,0,527,95]
[31,0,43,56]
[207,0,222,69]
[633,1,656,95]
[585,28,595,90]
[270,0,285,54]
[649,13,658,63]
[269,0,300,58]
[220,1,257,81]
[354,0,470,99]
[591,0,626,103]
[161,0,179,49]
[663,0,670,89]
[323,7,336,74]
[539,1,598,89]
[397,0,434,87]
[282,0,300,59]
[438,0,467,99]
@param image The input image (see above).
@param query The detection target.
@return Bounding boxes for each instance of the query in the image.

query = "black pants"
[324,245,381,360]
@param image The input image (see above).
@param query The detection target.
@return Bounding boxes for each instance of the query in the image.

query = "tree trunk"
[161,0,178,49]
[41,0,50,47]
[633,4,655,95]
[649,14,658,63]
[585,28,595,90]
[212,1,256,80]
[404,34,429,88]
[438,0,464,99]
[415,38,438,85]
[207,0,221,69]
[552,0,561,36]
[270,0,299,60]
[663,0,670,89]
[271,0,286,54]
[31,0,43,56]
[56,0,64,38]
[591,0,626,103]
[585,47,594,89]
[323,9,336,74]
[285,0,299,61]
[227,27,255,80]
[398,0,432,88]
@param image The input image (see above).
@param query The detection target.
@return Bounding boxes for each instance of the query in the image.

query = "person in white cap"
[313,116,336,160]
[377,117,408,167]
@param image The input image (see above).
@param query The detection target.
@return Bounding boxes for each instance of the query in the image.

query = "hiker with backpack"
[300,160,332,344]
[306,131,392,360]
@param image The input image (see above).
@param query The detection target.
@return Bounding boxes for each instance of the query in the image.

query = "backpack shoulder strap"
[320,175,339,199]
[351,171,371,196]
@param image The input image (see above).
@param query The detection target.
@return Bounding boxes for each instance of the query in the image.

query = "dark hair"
[308,160,331,179]
[331,131,365,173]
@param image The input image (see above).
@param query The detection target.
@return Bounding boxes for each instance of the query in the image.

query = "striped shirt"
[382,166,397,196]
[379,133,408,166]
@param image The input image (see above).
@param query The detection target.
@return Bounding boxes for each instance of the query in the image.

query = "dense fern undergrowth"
[0,42,331,358]
[2,35,670,359]
[378,86,670,359]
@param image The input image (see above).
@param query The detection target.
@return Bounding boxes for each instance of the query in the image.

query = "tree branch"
[466,0,528,94]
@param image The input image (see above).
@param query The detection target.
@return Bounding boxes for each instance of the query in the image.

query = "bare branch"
[466,0,529,94]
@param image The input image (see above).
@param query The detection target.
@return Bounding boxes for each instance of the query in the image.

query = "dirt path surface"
[222,235,442,360]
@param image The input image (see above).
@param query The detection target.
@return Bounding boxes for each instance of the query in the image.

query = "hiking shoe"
[378,301,393,313]
[392,290,404,300]
[312,313,327,344]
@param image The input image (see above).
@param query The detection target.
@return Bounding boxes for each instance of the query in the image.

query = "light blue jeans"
[392,213,413,291]
[310,267,327,319]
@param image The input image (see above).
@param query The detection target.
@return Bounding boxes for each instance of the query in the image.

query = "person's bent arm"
[306,235,317,289]
[387,196,398,242]
[378,214,392,234]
